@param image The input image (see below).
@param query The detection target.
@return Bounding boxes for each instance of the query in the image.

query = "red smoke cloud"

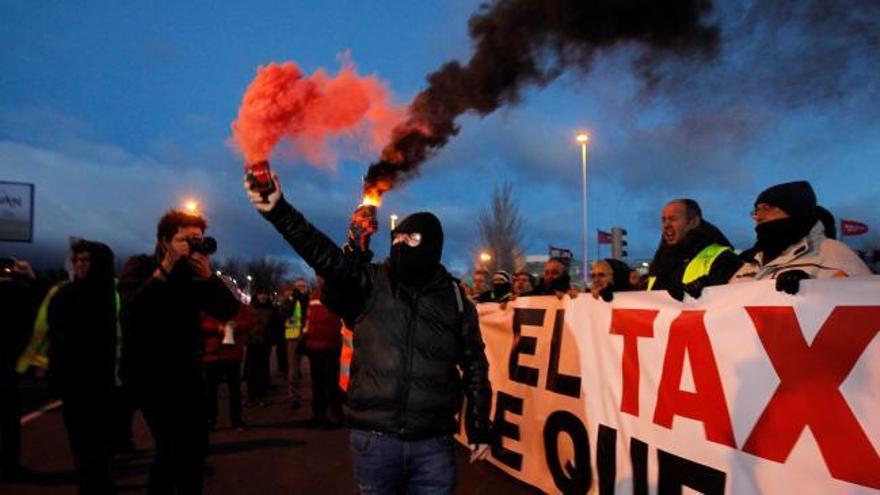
[231,55,405,168]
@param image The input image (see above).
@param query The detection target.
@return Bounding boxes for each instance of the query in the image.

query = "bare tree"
[479,181,524,274]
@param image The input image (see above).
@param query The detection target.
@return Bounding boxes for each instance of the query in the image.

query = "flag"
[597,230,613,244]
[841,219,869,236]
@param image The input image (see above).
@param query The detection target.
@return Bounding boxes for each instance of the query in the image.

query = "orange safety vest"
[338,326,354,391]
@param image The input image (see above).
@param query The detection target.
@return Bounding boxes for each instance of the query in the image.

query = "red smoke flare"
[231,55,405,169]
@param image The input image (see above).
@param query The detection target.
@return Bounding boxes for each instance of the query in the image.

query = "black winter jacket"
[48,241,117,398]
[263,199,493,443]
[118,255,238,396]
[648,220,742,290]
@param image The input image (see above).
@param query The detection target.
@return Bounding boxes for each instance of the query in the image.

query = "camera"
[186,236,217,256]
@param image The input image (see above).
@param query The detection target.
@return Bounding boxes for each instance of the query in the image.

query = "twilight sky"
[2,0,879,276]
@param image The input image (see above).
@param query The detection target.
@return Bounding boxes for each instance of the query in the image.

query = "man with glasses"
[245,174,493,494]
[589,258,634,301]
[731,181,870,292]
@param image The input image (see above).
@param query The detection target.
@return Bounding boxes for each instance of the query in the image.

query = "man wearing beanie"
[245,175,493,493]
[731,180,870,293]
[647,198,742,301]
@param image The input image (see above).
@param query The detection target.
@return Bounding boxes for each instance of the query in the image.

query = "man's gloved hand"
[775,269,810,295]
[666,283,685,302]
[682,277,705,299]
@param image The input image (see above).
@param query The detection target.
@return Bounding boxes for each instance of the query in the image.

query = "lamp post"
[479,251,492,270]
[183,199,200,215]
[390,214,398,231]
[576,132,590,287]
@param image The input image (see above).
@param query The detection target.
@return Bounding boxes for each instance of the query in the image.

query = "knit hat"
[755,181,817,220]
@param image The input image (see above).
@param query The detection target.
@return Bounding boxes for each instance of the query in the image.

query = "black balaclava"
[753,181,818,263]
[390,212,444,288]
[491,271,512,299]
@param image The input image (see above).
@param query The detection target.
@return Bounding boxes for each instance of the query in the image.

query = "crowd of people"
[0,178,875,494]
[2,209,349,494]
[465,181,873,305]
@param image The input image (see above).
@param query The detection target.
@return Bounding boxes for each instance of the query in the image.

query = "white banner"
[460,277,880,494]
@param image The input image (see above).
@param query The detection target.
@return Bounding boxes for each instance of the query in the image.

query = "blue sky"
[2,0,879,276]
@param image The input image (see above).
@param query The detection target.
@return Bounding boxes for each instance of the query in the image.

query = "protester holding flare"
[245,173,493,493]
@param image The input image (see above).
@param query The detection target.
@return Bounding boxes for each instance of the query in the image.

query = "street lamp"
[183,199,200,215]
[479,251,492,268]
[576,131,590,287]
[390,214,398,231]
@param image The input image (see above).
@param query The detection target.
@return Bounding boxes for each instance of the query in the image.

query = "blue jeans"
[350,429,456,495]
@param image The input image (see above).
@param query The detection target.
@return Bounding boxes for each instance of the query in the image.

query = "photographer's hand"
[188,253,212,280]
[244,172,283,212]
[155,243,185,280]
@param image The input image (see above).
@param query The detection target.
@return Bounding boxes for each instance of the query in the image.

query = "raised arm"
[245,174,371,308]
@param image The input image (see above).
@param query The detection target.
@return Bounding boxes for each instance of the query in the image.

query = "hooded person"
[389,212,444,289]
[47,240,118,494]
[590,258,633,302]
[488,270,513,303]
[647,198,743,301]
[731,181,870,293]
[244,286,282,407]
[246,177,493,493]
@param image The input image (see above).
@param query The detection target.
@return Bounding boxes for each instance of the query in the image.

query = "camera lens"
[201,237,217,255]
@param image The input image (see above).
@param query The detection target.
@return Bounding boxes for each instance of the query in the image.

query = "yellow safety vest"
[647,243,731,290]
[284,299,303,340]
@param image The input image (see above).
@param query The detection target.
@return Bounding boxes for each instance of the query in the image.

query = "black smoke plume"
[363,0,720,198]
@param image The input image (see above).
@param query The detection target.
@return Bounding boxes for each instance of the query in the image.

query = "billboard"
[0,181,35,242]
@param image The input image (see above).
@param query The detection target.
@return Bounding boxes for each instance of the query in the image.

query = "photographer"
[119,210,237,495]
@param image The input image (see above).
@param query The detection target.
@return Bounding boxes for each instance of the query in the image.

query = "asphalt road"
[5,368,539,494]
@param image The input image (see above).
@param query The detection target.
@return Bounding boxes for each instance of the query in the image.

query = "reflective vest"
[647,243,731,290]
[15,282,66,373]
[284,300,303,340]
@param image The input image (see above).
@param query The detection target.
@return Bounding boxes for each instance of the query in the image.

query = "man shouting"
[246,175,492,494]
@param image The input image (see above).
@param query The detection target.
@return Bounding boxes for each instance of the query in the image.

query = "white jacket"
[731,221,872,282]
